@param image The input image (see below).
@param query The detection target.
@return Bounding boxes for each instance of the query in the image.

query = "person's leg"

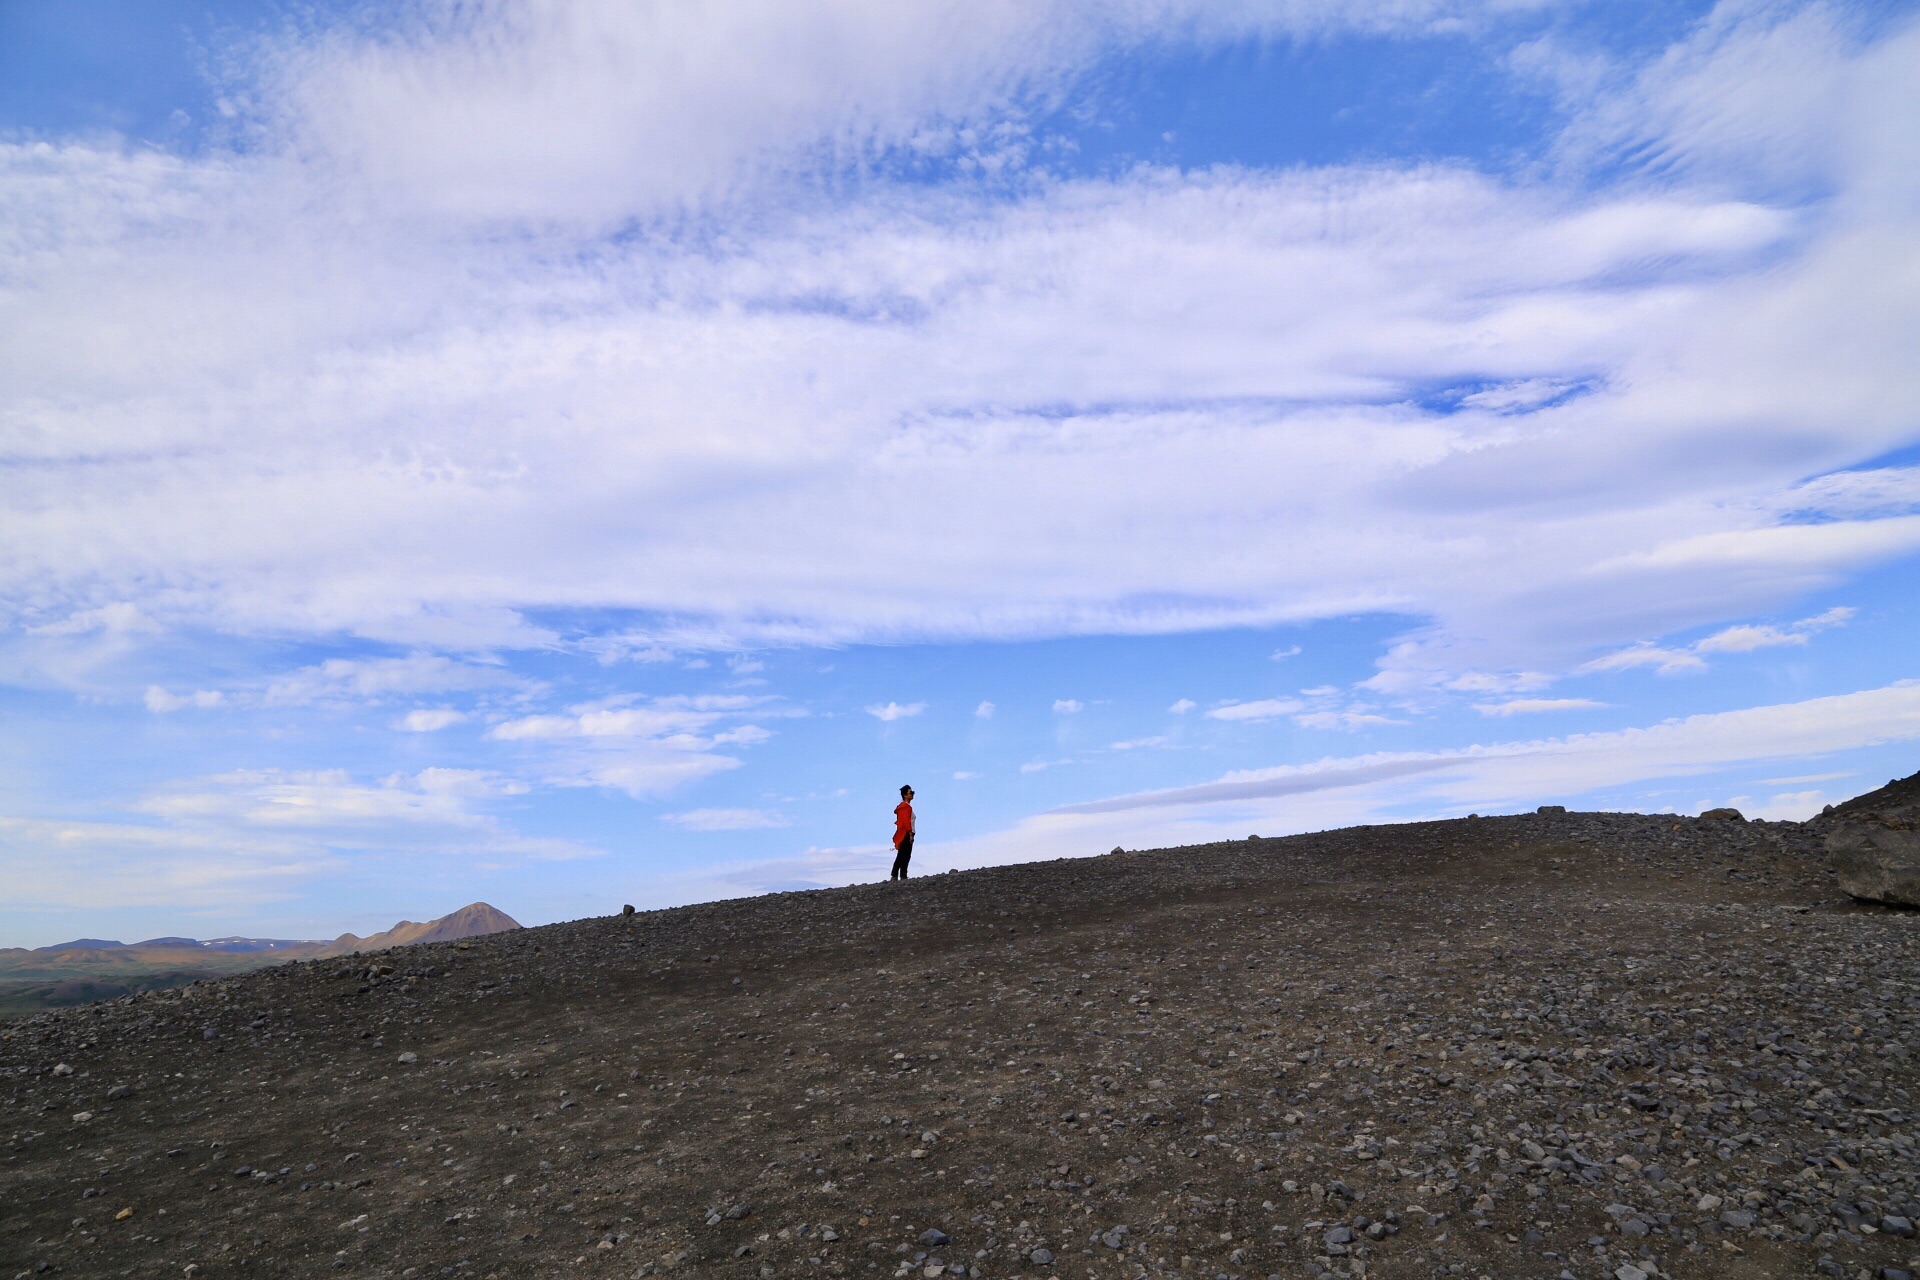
[896,833,913,879]
[890,841,907,880]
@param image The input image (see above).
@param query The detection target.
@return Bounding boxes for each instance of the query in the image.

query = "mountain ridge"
[0,903,520,1019]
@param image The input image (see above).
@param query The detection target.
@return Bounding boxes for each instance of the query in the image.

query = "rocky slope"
[0,905,519,1019]
[3,808,1917,1280]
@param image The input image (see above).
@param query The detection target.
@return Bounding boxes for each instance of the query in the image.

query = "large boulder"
[1827,805,1920,905]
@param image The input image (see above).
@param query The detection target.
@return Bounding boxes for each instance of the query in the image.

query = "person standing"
[890,785,916,880]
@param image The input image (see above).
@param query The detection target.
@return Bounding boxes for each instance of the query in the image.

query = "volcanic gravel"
[5,808,1919,1280]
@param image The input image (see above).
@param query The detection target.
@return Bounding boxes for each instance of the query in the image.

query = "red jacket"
[893,801,914,848]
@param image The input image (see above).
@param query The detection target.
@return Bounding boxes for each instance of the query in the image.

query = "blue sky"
[3,0,1918,947]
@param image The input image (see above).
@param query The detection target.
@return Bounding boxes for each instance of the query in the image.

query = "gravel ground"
[5,805,1918,1280]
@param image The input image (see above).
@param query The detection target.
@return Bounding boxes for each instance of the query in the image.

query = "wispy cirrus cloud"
[1204,698,1303,723]
[1057,679,1920,817]
[866,701,926,722]
[660,808,790,831]
[1582,606,1856,675]
[1474,697,1606,717]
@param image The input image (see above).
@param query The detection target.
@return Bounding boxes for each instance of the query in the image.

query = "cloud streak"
[1055,679,1920,816]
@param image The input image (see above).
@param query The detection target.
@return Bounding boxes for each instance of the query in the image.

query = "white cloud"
[266,655,526,705]
[952,770,981,780]
[395,708,467,731]
[1168,698,1196,714]
[1205,698,1303,723]
[1579,645,1707,676]
[1585,604,1857,672]
[1293,709,1404,730]
[866,701,925,721]
[483,694,775,797]
[1,3,1916,709]
[0,764,601,910]
[660,807,790,831]
[1052,699,1084,714]
[257,0,1530,226]
[1108,736,1170,750]
[29,603,160,637]
[140,767,525,829]
[974,700,996,718]
[1694,604,1856,654]
[1269,646,1302,660]
[0,815,330,910]
[1474,697,1606,716]
[1021,758,1072,773]
[145,686,226,712]
[1458,378,1579,412]
[1057,678,1920,817]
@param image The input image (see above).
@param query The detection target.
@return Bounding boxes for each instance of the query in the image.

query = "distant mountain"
[194,937,328,953]
[1,903,521,1019]
[316,903,521,957]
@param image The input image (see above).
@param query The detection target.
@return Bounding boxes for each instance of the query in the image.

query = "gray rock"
[1323,1225,1354,1246]
[105,1084,132,1100]
[1701,807,1745,821]
[1828,806,1920,906]
[1721,1209,1756,1229]
[1881,1215,1915,1238]
[919,1229,950,1247]
[1027,1247,1053,1265]
[724,1202,752,1220]
[1538,805,1566,815]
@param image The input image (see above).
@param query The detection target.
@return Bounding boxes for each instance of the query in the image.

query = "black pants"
[890,833,913,879]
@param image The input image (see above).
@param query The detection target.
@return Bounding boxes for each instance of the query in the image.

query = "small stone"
[1323,1226,1354,1247]
[725,1202,752,1220]
[397,1052,418,1064]
[106,1084,132,1100]
[1028,1247,1053,1265]
[1720,1210,1756,1229]
[52,1063,73,1076]
[71,1111,94,1124]
[1881,1215,1915,1238]
[919,1229,950,1247]
[820,1228,840,1243]
[1697,1194,1723,1211]
[116,1207,134,1220]
[1614,1266,1648,1280]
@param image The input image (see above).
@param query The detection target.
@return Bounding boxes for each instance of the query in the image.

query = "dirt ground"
[5,805,1918,1280]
